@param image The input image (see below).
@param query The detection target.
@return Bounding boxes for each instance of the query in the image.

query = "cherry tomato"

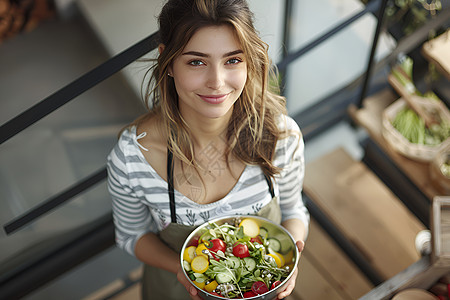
[188,237,199,247]
[203,239,226,261]
[251,281,269,295]
[250,236,262,244]
[206,238,226,253]
[271,280,282,290]
[243,291,258,298]
[233,243,250,258]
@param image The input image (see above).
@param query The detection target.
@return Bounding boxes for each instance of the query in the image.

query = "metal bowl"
[180,215,299,300]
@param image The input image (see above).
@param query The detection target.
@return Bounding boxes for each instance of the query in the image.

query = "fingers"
[276,268,298,299]
[277,278,296,299]
[189,287,204,300]
[177,268,201,298]
[275,241,304,299]
[188,285,199,297]
[296,240,305,253]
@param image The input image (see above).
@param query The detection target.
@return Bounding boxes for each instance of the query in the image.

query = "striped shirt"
[107,115,309,256]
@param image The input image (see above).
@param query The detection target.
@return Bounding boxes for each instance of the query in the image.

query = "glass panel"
[248,0,284,63]
[285,0,396,115]
[0,15,145,273]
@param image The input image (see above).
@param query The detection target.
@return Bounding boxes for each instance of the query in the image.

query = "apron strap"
[264,174,275,199]
[167,148,275,224]
[167,149,177,223]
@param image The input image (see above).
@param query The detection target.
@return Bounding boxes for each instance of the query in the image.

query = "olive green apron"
[141,151,281,300]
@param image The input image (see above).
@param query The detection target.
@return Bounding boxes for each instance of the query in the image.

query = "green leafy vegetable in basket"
[441,159,450,178]
[392,108,450,145]
[391,56,416,94]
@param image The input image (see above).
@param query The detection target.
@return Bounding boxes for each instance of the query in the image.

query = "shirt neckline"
[129,126,251,208]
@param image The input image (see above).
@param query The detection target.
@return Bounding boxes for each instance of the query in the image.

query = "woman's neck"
[183,112,232,151]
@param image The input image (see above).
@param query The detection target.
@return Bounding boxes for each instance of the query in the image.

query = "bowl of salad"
[180,215,299,299]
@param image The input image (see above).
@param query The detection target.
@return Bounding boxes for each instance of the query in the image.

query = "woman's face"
[170,25,247,121]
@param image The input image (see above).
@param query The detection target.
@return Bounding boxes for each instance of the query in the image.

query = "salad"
[182,218,296,298]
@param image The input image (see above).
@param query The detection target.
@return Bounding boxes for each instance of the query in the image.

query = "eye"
[188,60,205,66]
[226,58,243,65]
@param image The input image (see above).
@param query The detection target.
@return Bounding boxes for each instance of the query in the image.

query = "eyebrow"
[182,50,244,58]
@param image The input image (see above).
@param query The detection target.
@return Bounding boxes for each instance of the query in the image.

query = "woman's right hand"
[176,265,204,300]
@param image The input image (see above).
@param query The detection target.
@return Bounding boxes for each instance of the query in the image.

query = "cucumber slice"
[227,256,241,269]
[183,260,192,271]
[243,257,256,271]
[259,227,269,239]
[216,272,233,283]
[279,237,294,254]
[267,238,281,252]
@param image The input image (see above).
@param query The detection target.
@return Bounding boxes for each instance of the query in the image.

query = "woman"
[107,0,309,299]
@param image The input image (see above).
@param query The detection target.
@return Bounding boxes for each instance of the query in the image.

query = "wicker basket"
[382,97,450,162]
[429,145,450,194]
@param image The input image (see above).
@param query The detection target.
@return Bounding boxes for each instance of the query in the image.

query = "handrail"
[276,0,380,71]
[4,168,107,234]
[2,0,384,235]
[0,213,115,300]
[0,32,159,145]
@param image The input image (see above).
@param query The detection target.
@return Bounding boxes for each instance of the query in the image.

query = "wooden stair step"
[289,219,373,300]
[303,147,425,280]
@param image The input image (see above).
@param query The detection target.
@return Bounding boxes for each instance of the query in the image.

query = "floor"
[0,1,375,299]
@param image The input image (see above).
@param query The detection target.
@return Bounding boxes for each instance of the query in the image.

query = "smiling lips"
[198,93,230,104]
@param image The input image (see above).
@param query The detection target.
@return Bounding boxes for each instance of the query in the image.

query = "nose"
[206,65,225,90]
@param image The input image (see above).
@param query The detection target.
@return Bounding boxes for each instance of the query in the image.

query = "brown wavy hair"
[134,0,289,178]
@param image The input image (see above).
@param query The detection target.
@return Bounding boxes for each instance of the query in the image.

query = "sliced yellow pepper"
[191,255,209,273]
[183,246,196,263]
[205,280,219,293]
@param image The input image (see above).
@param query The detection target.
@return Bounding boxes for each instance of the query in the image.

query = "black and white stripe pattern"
[107,115,309,256]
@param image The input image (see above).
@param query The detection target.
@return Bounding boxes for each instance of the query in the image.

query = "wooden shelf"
[348,88,444,200]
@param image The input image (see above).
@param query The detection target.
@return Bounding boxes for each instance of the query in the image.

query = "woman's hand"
[176,265,204,300]
[276,240,305,299]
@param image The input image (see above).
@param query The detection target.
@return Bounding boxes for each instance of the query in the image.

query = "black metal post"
[280,0,294,96]
[357,0,389,108]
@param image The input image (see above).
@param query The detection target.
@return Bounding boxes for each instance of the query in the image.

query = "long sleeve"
[107,136,153,256]
[275,116,310,236]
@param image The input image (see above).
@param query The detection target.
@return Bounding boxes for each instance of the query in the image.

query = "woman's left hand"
[276,240,305,299]
[176,264,204,300]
